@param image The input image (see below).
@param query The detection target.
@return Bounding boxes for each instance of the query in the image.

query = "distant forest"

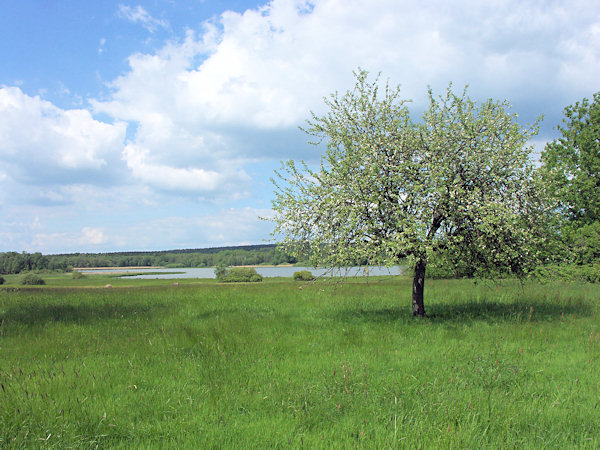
[0,244,299,274]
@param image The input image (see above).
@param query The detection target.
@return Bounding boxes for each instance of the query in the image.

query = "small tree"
[272,70,548,316]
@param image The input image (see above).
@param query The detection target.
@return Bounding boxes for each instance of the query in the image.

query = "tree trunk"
[412,257,427,317]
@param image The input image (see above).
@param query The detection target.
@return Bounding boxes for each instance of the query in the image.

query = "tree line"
[0,245,297,274]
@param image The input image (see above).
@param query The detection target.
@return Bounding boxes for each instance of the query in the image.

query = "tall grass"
[0,277,598,448]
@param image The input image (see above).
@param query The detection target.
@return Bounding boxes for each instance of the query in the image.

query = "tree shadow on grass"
[338,307,407,323]
[335,299,592,324]
[0,302,166,326]
[427,299,592,323]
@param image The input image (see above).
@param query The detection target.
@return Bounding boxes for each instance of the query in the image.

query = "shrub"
[293,270,314,281]
[72,271,86,280]
[214,264,228,280]
[532,263,600,283]
[20,274,45,285]
[216,267,263,283]
[0,276,5,285]
[565,222,600,265]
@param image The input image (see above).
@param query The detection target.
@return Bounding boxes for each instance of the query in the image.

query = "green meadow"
[0,275,598,448]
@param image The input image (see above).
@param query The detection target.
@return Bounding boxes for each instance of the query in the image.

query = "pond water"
[80,266,405,279]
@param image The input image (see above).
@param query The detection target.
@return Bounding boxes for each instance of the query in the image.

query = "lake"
[80,266,405,279]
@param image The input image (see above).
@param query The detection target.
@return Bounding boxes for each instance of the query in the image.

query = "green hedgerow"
[532,263,600,283]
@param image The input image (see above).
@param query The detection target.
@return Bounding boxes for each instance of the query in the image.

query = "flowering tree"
[271,71,548,316]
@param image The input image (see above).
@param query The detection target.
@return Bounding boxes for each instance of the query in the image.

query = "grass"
[0,276,598,448]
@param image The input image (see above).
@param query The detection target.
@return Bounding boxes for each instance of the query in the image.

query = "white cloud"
[96,0,600,151]
[0,87,127,184]
[89,0,599,211]
[19,206,273,253]
[115,206,275,250]
[117,4,169,33]
[32,216,42,229]
[80,227,107,245]
[122,143,224,192]
[28,227,107,252]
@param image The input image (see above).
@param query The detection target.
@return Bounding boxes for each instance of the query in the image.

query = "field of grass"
[0,275,598,448]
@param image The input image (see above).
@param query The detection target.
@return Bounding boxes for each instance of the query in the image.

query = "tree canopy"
[271,70,549,316]
[541,92,600,264]
[541,92,600,225]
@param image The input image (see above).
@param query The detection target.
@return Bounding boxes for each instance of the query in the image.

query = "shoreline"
[73,266,165,270]
[74,264,295,272]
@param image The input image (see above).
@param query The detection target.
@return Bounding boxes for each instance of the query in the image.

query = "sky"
[1,0,599,254]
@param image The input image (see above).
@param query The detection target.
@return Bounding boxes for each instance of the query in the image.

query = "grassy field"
[0,275,598,448]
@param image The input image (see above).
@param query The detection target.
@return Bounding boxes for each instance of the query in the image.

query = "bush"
[532,263,600,283]
[216,267,263,283]
[293,270,314,281]
[72,271,86,280]
[20,274,45,285]
[565,222,600,265]
[0,276,5,285]
[214,264,228,280]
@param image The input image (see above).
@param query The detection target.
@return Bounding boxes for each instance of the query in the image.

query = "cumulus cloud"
[95,0,600,167]
[29,227,107,252]
[122,143,225,192]
[80,227,107,245]
[88,0,599,229]
[0,87,127,185]
[117,4,169,33]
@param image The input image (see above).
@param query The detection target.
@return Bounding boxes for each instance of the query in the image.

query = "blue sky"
[1,0,599,254]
